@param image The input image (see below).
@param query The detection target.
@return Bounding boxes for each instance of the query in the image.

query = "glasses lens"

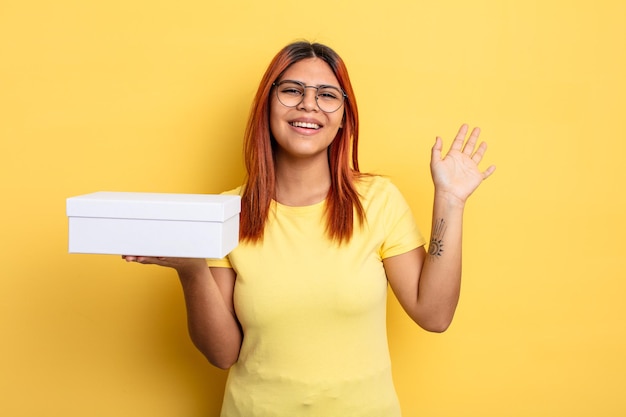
[276,81,305,108]
[275,81,345,113]
[316,86,344,113]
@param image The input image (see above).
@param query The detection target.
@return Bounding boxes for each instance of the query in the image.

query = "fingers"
[470,139,496,180]
[450,124,482,156]
[444,123,495,177]
[431,136,443,161]
[450,124,469,152]
[471,141,488,164]
[122,255,166,265]
[463,126,481,156]
[483,164,497,179]
[449,124,490,161]
[471,140,496,180]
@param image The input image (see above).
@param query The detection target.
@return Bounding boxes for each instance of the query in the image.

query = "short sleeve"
[206,256,233,269]
[377,180,426,259]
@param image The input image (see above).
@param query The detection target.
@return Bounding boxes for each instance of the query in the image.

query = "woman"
[124,41,495,416]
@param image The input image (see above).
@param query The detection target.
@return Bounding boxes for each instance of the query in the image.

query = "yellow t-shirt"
[208,175,425,417]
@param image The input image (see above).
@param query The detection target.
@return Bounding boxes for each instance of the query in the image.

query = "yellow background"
[1,0,624,415]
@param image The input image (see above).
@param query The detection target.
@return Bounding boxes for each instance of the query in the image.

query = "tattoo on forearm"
[428,218,447,260]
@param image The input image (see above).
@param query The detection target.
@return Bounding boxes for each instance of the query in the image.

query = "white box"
[66,192,240,258]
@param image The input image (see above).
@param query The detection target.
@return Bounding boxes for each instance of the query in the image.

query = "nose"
[297,87,319,111]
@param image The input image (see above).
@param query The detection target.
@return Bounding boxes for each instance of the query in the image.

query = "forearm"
[389,123,494,332]
[178,267,242,369]
[416,192,465,331]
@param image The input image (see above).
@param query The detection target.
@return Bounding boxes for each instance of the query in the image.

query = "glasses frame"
[272,80,347,113]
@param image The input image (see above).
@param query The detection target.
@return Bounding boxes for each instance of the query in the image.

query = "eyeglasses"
[273,80,347,113]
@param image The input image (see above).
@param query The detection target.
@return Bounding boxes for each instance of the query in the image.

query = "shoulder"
[354,175,414,225]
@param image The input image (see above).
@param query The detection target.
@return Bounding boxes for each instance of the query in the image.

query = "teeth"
[291,121,320,129]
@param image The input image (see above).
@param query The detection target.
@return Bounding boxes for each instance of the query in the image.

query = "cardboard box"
[66,192,240,258]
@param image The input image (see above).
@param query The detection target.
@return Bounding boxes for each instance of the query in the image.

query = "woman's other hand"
[121,255,207,277]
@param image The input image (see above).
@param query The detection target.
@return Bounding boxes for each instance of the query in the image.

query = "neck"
[274,153,331,207]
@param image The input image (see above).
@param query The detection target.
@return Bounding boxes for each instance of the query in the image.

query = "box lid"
[67,192,241,222]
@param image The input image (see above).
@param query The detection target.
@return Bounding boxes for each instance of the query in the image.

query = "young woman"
[124,41,495,416]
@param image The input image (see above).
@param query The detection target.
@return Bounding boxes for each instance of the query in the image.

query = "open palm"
[430,124,496,204]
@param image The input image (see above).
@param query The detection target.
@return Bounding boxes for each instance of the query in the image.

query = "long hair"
[240,41,365,244]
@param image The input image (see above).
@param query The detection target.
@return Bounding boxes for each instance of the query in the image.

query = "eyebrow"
[279,79,341,89]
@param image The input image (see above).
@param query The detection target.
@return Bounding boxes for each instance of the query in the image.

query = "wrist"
[433,190,467,210]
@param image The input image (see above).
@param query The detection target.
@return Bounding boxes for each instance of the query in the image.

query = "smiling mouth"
[290,121,321,130]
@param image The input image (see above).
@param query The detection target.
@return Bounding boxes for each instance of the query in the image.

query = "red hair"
[240,41,365,244]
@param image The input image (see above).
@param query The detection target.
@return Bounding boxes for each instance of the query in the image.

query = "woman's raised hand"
[430,124,496,205]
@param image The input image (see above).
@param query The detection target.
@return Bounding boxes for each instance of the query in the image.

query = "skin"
[384,124,495,332]
[270,58,344,206]
[123,59,496,367]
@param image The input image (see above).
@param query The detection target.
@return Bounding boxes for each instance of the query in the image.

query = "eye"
[317,87,341,101]
[282,87,303,96]
[278,82,304,96]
